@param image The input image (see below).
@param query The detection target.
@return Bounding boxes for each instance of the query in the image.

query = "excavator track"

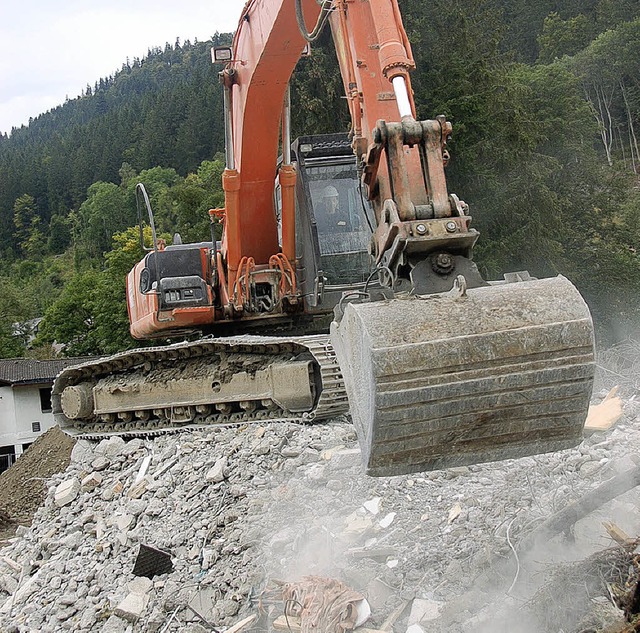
[52,334,348,440]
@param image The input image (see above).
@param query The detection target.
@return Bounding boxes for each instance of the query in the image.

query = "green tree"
[127,167,182,236]
[0,281,37,358]
[47,214,73,254]
[13,194,45,258]
[570,19,640,170]
[77,182,130,258]
[171,158,225,242]
[35,269,101,356]
[36,226,166,356]
[537,13,594,63]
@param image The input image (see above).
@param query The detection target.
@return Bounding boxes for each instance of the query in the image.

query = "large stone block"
[54,478,81,507]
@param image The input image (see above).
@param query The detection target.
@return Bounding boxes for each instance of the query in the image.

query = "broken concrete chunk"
[252,441,270,456]
[0,571,42,614]
[62,532,83,549]
[122,438,145,456]
[379,512,396,528]
[95,436,126,458]
[70,440,94,466]
[127,477,149,500]
[127,576,153,595]
[114,591,149,621]
[408,598,444,625]
[329,448,361,470]
[320,445,345,460]
[54,478,81,507]
[447,503,462,524]
[91,455,110,471]
[205,456,228,482]
[100,614,129,633]
[344,511,374,535]
[81,471,103,492]
[187,586,218,622]
[363,497,382,515]
[115,514,134,531]
[0,573,18,594]
[366,577,395,610]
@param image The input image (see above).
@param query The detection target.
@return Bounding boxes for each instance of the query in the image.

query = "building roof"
[0,358,90,386]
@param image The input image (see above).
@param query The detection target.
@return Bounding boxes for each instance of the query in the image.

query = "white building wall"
[14,385,55,447]
[0,384,55,456]
[0,385,18,447]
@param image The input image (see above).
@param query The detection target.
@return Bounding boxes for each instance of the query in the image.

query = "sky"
[0,0,247,136]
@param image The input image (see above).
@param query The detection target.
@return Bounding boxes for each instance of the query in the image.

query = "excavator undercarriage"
[53,335,348,439]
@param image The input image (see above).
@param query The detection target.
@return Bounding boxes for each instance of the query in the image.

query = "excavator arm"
[217,0,477,300]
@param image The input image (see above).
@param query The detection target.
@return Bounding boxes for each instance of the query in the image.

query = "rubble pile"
[2,395,640,632]
[0,426,75,529]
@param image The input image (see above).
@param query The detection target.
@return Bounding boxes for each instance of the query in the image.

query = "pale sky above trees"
[0,0,245,135]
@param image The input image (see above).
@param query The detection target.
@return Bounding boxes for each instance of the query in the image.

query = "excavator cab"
[286,134,375,311]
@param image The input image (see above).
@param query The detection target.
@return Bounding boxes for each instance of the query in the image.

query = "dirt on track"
[0,426,75,538]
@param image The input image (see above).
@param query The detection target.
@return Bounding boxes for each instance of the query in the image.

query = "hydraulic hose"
[295,0,333,42]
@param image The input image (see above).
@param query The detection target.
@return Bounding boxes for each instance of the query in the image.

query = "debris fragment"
[226,614,258,632]
[135,454,153,483]
[132,543,173,578]
[206,456,228,482]
[80,471,102,492]
[127,477,149,499]
[187,586,217,625]
[363,497,382,515]
[518,464,640,553]
[407,598,444,625]
[282,576,370,633]
[604,521,633,546]
[447,503,462,524]
[114,592,149,622]
[54,478,80,507]
[380,598,411,631]
[273,614,302,631]
[585,386,623,433]
[379,512,396,528]
[344,510,374,535]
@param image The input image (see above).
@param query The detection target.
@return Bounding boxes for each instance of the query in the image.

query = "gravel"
[1,392,640,632]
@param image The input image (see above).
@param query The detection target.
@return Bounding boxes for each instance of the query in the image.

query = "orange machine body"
[127,0,463,339]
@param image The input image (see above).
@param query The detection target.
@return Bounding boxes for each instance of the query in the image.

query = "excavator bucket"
[330,275,595,476]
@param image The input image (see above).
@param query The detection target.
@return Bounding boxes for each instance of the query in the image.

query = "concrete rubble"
[1,390,640,631]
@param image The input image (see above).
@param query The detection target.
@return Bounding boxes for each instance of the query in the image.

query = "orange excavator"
[53,0,595,476]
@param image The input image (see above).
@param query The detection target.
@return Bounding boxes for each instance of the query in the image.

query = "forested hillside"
[1,0,640,358]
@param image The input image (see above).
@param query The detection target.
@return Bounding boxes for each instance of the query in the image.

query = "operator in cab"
[318,185,350,232]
